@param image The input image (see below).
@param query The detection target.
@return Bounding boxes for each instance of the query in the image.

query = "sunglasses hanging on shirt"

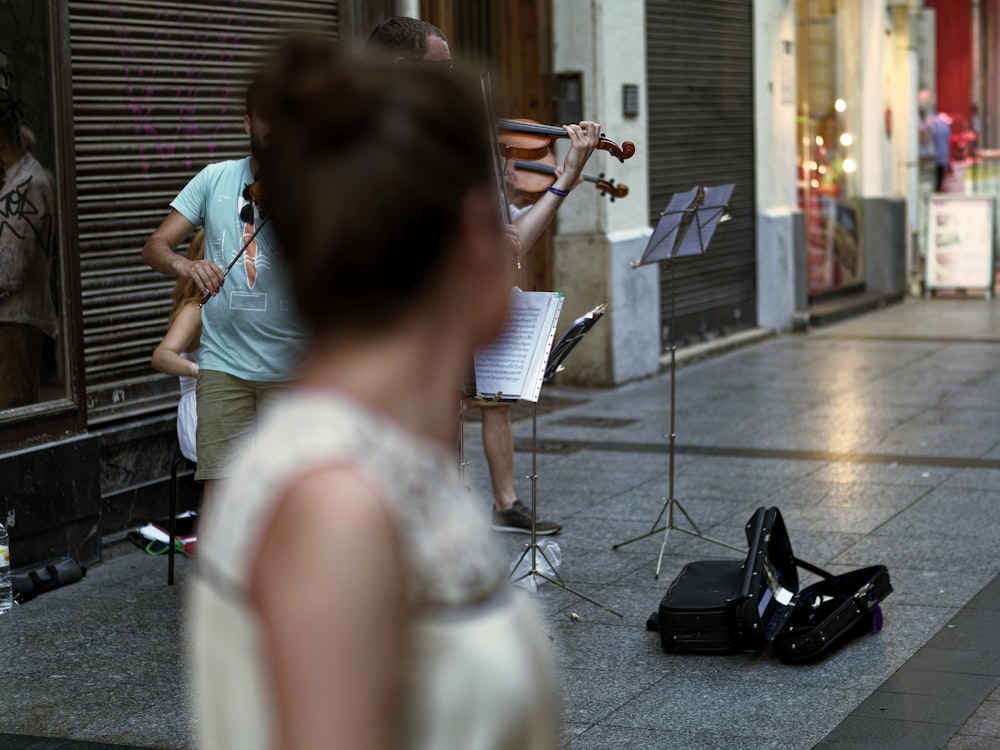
[200,179,269,308]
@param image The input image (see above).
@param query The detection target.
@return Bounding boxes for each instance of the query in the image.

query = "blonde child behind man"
[151,229,205,462]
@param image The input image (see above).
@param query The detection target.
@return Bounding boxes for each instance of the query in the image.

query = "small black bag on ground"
[12,556,86,604]
[646,506,891,663]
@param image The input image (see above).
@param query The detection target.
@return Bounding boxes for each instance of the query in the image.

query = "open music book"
[474,288,564,402]
[545,302,607,381]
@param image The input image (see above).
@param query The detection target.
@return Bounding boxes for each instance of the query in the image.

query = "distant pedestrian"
[919,90,952,192]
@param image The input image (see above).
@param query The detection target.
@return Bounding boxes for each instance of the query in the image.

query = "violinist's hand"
[182,257,226,298]
[503,223,523,267]
[558,120,601,188]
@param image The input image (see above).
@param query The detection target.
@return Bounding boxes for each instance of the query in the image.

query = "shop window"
[796,0,864,298]
[0,3,83,439]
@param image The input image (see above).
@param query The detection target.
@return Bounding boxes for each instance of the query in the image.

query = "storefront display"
[796,0,866,298]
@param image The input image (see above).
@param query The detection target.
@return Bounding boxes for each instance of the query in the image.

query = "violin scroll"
[595,174,629,201]
[602,140,636,164]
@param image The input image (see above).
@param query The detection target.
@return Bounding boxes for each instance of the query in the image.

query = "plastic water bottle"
[0,523,11,614]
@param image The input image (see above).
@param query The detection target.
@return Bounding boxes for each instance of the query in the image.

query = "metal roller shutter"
[646,0,756,347]
[68,0,337,425]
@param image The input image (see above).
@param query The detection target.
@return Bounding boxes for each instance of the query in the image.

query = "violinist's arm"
[511,121,600,253]
[143,210,225,297]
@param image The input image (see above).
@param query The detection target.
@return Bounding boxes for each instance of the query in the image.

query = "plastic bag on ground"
[509,539,562,593]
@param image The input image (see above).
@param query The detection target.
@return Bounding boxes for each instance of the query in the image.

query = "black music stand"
[611,185,741,578]
[510,304,623,617]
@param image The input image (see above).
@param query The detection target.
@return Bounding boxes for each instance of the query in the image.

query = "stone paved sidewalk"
[2,297,999,749]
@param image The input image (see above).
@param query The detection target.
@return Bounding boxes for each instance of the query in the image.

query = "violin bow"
[198,212,269,308]
[480,71,522,271]
[480,72,513,227]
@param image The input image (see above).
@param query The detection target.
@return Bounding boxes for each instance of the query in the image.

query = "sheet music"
[475,288,564,402]
[636,184,734,265]
[665,186,701,215]
[685,184,736,257]
[703,184,734,209]
[567,302,608,331]
[638,187,701,264]
[545,302,607,381]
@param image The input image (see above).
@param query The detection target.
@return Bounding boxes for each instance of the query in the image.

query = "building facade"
[0,1,341,567]
[1,0,991,568]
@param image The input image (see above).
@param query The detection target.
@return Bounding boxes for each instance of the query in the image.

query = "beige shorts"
[194,370,290,481]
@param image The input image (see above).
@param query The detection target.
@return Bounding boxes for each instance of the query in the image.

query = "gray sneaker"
[491,500,562,535]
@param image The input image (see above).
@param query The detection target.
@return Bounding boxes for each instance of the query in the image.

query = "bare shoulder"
[249,464,407,749]
[282,466,392,532]
[251,464,401,604]
[175,301,203,331]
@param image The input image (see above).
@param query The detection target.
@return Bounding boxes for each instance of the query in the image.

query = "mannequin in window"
[0,91,56,410]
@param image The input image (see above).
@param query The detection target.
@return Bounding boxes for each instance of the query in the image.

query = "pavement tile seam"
[513,437,1000,475]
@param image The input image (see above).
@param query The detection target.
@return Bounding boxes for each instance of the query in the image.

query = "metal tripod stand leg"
[509,402,623,618]
[458,398,469,490]
[611,258,743,574]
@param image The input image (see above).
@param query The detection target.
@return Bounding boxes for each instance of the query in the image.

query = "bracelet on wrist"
[547,185,570,197]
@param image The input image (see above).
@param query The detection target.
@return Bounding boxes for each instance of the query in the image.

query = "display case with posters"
[925,195,995,296]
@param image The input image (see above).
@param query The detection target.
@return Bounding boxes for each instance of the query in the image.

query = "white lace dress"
[189,390,558,750]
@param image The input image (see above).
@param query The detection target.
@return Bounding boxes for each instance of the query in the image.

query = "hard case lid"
[741,506,801,642]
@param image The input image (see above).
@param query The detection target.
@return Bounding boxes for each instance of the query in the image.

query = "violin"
[508,156,629,202]
[246,178,265,206]
[497,118,636,163]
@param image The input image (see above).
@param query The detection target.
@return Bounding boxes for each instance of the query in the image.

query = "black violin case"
[647,506,892,663]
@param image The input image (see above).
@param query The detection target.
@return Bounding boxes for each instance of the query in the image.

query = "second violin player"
[506,153,629,203]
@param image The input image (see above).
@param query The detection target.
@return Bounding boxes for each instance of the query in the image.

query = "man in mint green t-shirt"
[142,83,306,497]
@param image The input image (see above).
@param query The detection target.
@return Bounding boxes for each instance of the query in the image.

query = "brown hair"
[168,229,205,326]
[254,36,494,333]
[367,16,447,61]
[245,80,259,117]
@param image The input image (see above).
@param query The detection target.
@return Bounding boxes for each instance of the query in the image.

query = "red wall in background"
[926,0,972,125]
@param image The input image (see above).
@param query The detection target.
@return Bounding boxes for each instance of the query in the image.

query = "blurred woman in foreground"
[188,37,558,750]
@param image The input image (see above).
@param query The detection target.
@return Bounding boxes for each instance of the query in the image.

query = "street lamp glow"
[834,98,847,112]
[843,158,857,173]
[840,133,853,147]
